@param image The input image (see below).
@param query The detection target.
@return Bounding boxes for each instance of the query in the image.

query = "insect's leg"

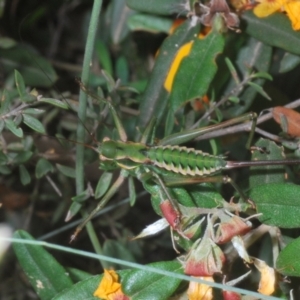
[159,112,257,147]
[140,117,157,144]
[70,170,128,242]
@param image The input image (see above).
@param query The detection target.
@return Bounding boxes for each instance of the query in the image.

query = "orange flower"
[187,276,214,300]
[94,269,129,300]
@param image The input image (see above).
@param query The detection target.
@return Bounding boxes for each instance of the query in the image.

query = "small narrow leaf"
[94,172,113,199]
[65,202,82,221]
[56,164,76,178]
[19,164,31,185]
[23,108,45,115]
[23,114,46,134]
[14,70,27,100]
[247,81,271,100]
[39,98,69,109]
[228,96,240,103]
[5,119,23,137]
[128,176,136,206]
[71,189,91,203]
[251,71,272,80]
[0,89,12,114]
[35,158,54,178]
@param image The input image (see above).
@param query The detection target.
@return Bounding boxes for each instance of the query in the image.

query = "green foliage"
[2,0,300,299]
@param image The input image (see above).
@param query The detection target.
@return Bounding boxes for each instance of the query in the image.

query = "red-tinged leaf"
[272,106,300,137]
[160,200,180,229]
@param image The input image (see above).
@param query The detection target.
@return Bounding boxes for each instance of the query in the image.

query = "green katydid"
[68,82,300,242]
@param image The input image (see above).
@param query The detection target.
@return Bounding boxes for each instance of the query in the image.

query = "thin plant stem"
[76,0,103,263]
[194,98,300,141]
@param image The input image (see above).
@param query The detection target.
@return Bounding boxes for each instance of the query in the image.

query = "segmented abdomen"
[146,146,226,176]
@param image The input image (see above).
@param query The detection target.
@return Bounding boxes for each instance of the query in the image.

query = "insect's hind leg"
[159,112,257,148]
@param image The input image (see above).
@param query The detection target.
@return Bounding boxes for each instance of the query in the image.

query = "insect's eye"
[101,140,116,159]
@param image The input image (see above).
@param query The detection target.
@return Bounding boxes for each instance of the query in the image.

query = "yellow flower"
[94,269,128,300]
[253,0,300,30]
[284,0,300,30]
[253,0,285,17]
[187,276,214,300]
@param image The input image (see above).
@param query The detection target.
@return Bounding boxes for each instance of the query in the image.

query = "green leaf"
[14,70,35,102]
[35,158,54,178]
[66,268,92,283]
[95,40,113,75]
[128,176,136,206]
[5,119,23,138]
[243,11,300,56]
[13,230,73,300]
[0,37,17,48]
[0,89,12,114]
[122,261,183,299]
[221,37,272,118]
[56,164,76,178]
[138,20,200,127]
[249,183,300,228]
[66,202,82,221]
[251,71,273,80]
[249,138,286,188]
[23,114,46,133]
[23,108,45,115]
[14,151,33,164]
[276,237,300,277]
[247,81,271,100]
[102,240,136,269]
[94,172,113,199]
[19,164,31,185]
[115,56,129,84]
[39,98,69,109]
[126,0,185,16]
[110,0,134,44]
[71,189,91,203]
[0,45,57,87]
[169,29,225,111]
[279,52,300,73]
[0,165,11,174]
[127,14,173,33]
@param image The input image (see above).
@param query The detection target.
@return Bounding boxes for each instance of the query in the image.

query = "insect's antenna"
[18,14,99,146]
[37,133,99,152]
